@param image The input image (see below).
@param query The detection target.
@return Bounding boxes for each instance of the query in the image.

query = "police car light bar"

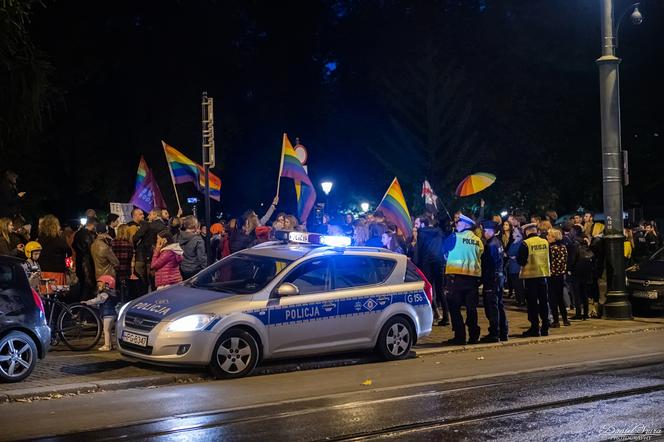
[274,230,351,247]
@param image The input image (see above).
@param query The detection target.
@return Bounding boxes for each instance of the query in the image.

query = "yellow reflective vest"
[445,229,483,277]
[520,235,551,279]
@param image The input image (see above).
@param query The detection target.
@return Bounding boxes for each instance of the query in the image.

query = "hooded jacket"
[91,234,119,279]
[151,242,184,287]
[178,231,207,275]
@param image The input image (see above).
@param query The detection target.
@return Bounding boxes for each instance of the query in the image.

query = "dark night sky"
[8,0,664,225]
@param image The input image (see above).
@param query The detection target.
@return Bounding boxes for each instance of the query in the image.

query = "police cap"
[481,220,499,231]
[457,214,475,226]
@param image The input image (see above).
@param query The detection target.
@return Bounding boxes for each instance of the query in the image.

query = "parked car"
[117,231,433,378]
[0,256,51,382]
[626,247,664,316]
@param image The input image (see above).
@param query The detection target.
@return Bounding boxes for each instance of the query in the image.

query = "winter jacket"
[229,229,256,253]
[415,227,445,267]
[84,289,118,318]
[111,239,134,282]
[548,241,568,277]
[73,228,96,289]
[133,219,166,262]
[570,238,594,284]
[38,234,72,273]
[0,233,24,258]
[481,235,504,286]
[91,235,120,279]
[151,243,184,287]
[179,231,207,275]
[506,239,522,275]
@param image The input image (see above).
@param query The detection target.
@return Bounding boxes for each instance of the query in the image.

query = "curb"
[414,324,664,356]
[2,324,663,403]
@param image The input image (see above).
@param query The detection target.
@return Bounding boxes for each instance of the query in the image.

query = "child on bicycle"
[22,241,43,291]
[82,275,118,351]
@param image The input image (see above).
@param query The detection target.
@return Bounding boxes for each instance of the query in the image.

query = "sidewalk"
[1,305,663,402]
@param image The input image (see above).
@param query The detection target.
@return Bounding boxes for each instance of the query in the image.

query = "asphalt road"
[2,330,663,441]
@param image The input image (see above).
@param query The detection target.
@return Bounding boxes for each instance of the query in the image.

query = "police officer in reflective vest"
[480,220,508,343]
[443,214,484,345]
[517,223,551,337]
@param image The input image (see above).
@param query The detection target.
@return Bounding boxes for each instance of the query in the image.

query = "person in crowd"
[82,275,118,352]
[23,241,43,291]
[0,217,24,257]
[352,217,369,246]
[365,211,388,247]
[160,209,170,227]
[200,225,208,239]
[111,224,134,300]
[582,212,595,239]
[106,214,120,239]
[179,216,207,279]
[480,220,508,342]
[624,225,634,266]
[443,214,483,345]
[545,210,558,225]
[569,224,594,320]
[255,225,272,243]
[127,208,144,227]
[91,224,119,279]
[644,222,660,256]
[0,170,25,219]
[381,230,404,254]
[286,215,301,232]
[272,212,287,231]
[12,215,31,244]
[572,213,583,226]
[169,216,182,241]
[415,217,448,326]
[230,211,258,253]
[209,223,224,261]
[506,227,525,305]
[588,222,605,318]
[517,222,551,337]
[133,209,163,290]
[37,214,72,286]
[547,228,569,327]
[73,217,97,300]
[315,214,331,234]
[258,197,279,226]
[151,230,184,289]
[537,220,552,238]
[530,215,542,225]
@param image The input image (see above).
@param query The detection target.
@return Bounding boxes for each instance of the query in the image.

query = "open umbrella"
[455,172,496,197]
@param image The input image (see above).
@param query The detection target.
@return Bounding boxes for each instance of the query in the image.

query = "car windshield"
[186,253,293,294]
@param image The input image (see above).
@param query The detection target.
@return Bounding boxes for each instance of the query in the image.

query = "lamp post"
[321,181,333,212]
[597,0,642,319]
[361,202,370,213]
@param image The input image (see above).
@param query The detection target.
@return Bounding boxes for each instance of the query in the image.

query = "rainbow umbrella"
[455,172,496,197]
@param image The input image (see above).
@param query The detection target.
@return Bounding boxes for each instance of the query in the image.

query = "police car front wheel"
[210,329,259,379]
[377,316,414,360]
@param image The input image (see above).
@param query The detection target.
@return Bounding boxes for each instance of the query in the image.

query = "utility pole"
[597,0,632,319]
[202,92,215,265]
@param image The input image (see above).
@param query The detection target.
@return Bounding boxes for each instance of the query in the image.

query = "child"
[83,275,118,351]
[22,241,43,292]
[151,230,184,289]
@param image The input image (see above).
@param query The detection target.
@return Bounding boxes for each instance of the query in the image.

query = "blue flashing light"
[320,235,352,247]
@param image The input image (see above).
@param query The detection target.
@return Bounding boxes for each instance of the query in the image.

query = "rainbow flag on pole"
[376,177,413,235]
[135,156,149,189]
[279,134,316,223]
[129,157,167,212]
[162,141,221,201]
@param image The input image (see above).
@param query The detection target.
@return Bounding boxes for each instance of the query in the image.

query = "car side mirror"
[277,282,299,297]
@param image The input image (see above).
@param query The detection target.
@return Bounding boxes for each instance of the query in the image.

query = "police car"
[116,231,433,378]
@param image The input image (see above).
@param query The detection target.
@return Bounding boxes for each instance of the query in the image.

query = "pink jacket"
[151,243,184,287]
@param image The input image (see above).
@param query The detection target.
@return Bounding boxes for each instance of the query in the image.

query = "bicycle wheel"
[57,303,102,351]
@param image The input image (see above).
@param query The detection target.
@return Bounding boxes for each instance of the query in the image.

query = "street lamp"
[596,0,642,320]
[321,181,333,196]
[361,202,370,213]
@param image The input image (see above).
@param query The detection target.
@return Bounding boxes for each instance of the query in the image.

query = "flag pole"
[162,140,183,214]
[275,133,287,198]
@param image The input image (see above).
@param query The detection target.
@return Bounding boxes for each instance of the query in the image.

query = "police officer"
[480,220,508,343]
[517,222,551,337]
[443,214,484,345]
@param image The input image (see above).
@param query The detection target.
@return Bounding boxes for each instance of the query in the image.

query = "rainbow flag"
[135,156,149,189]
[162,141,221,201]
[279,134,316,223]
[376,177,413,235]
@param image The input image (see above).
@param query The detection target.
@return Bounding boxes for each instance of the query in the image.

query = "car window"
[405,261,423,283]
[284,258,331,295]
[188,254,293,294]
[0,264,13,290]
[333,256,396,289]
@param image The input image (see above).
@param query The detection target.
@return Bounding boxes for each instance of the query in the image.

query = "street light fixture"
[321,181,333,196]
[596,0,643,320]
[361,202,370,213]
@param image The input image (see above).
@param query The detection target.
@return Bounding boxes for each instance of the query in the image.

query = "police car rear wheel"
[377,316,413,360]
[210,329,259,379]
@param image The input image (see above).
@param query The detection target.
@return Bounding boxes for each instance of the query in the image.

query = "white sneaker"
[98,345,111,352]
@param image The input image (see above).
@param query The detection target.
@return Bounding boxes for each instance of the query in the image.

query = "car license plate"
[121,331,148,347]
[633,291,659,300]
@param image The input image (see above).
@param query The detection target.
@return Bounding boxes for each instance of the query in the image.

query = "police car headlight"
[166,314,217,332]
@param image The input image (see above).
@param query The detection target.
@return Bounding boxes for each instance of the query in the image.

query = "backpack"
[577,244,595,267]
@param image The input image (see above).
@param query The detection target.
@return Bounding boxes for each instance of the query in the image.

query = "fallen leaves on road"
[361,379,373,386]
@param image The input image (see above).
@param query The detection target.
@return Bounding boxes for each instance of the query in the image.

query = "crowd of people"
[1,166,663,349]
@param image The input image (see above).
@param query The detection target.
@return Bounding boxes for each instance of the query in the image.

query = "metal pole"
[597,0,632,319]
[201,92,214,265]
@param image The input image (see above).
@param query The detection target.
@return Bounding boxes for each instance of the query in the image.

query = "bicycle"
[40,281,102,351]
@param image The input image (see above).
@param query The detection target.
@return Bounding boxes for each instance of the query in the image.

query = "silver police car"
[117,232,433,378]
